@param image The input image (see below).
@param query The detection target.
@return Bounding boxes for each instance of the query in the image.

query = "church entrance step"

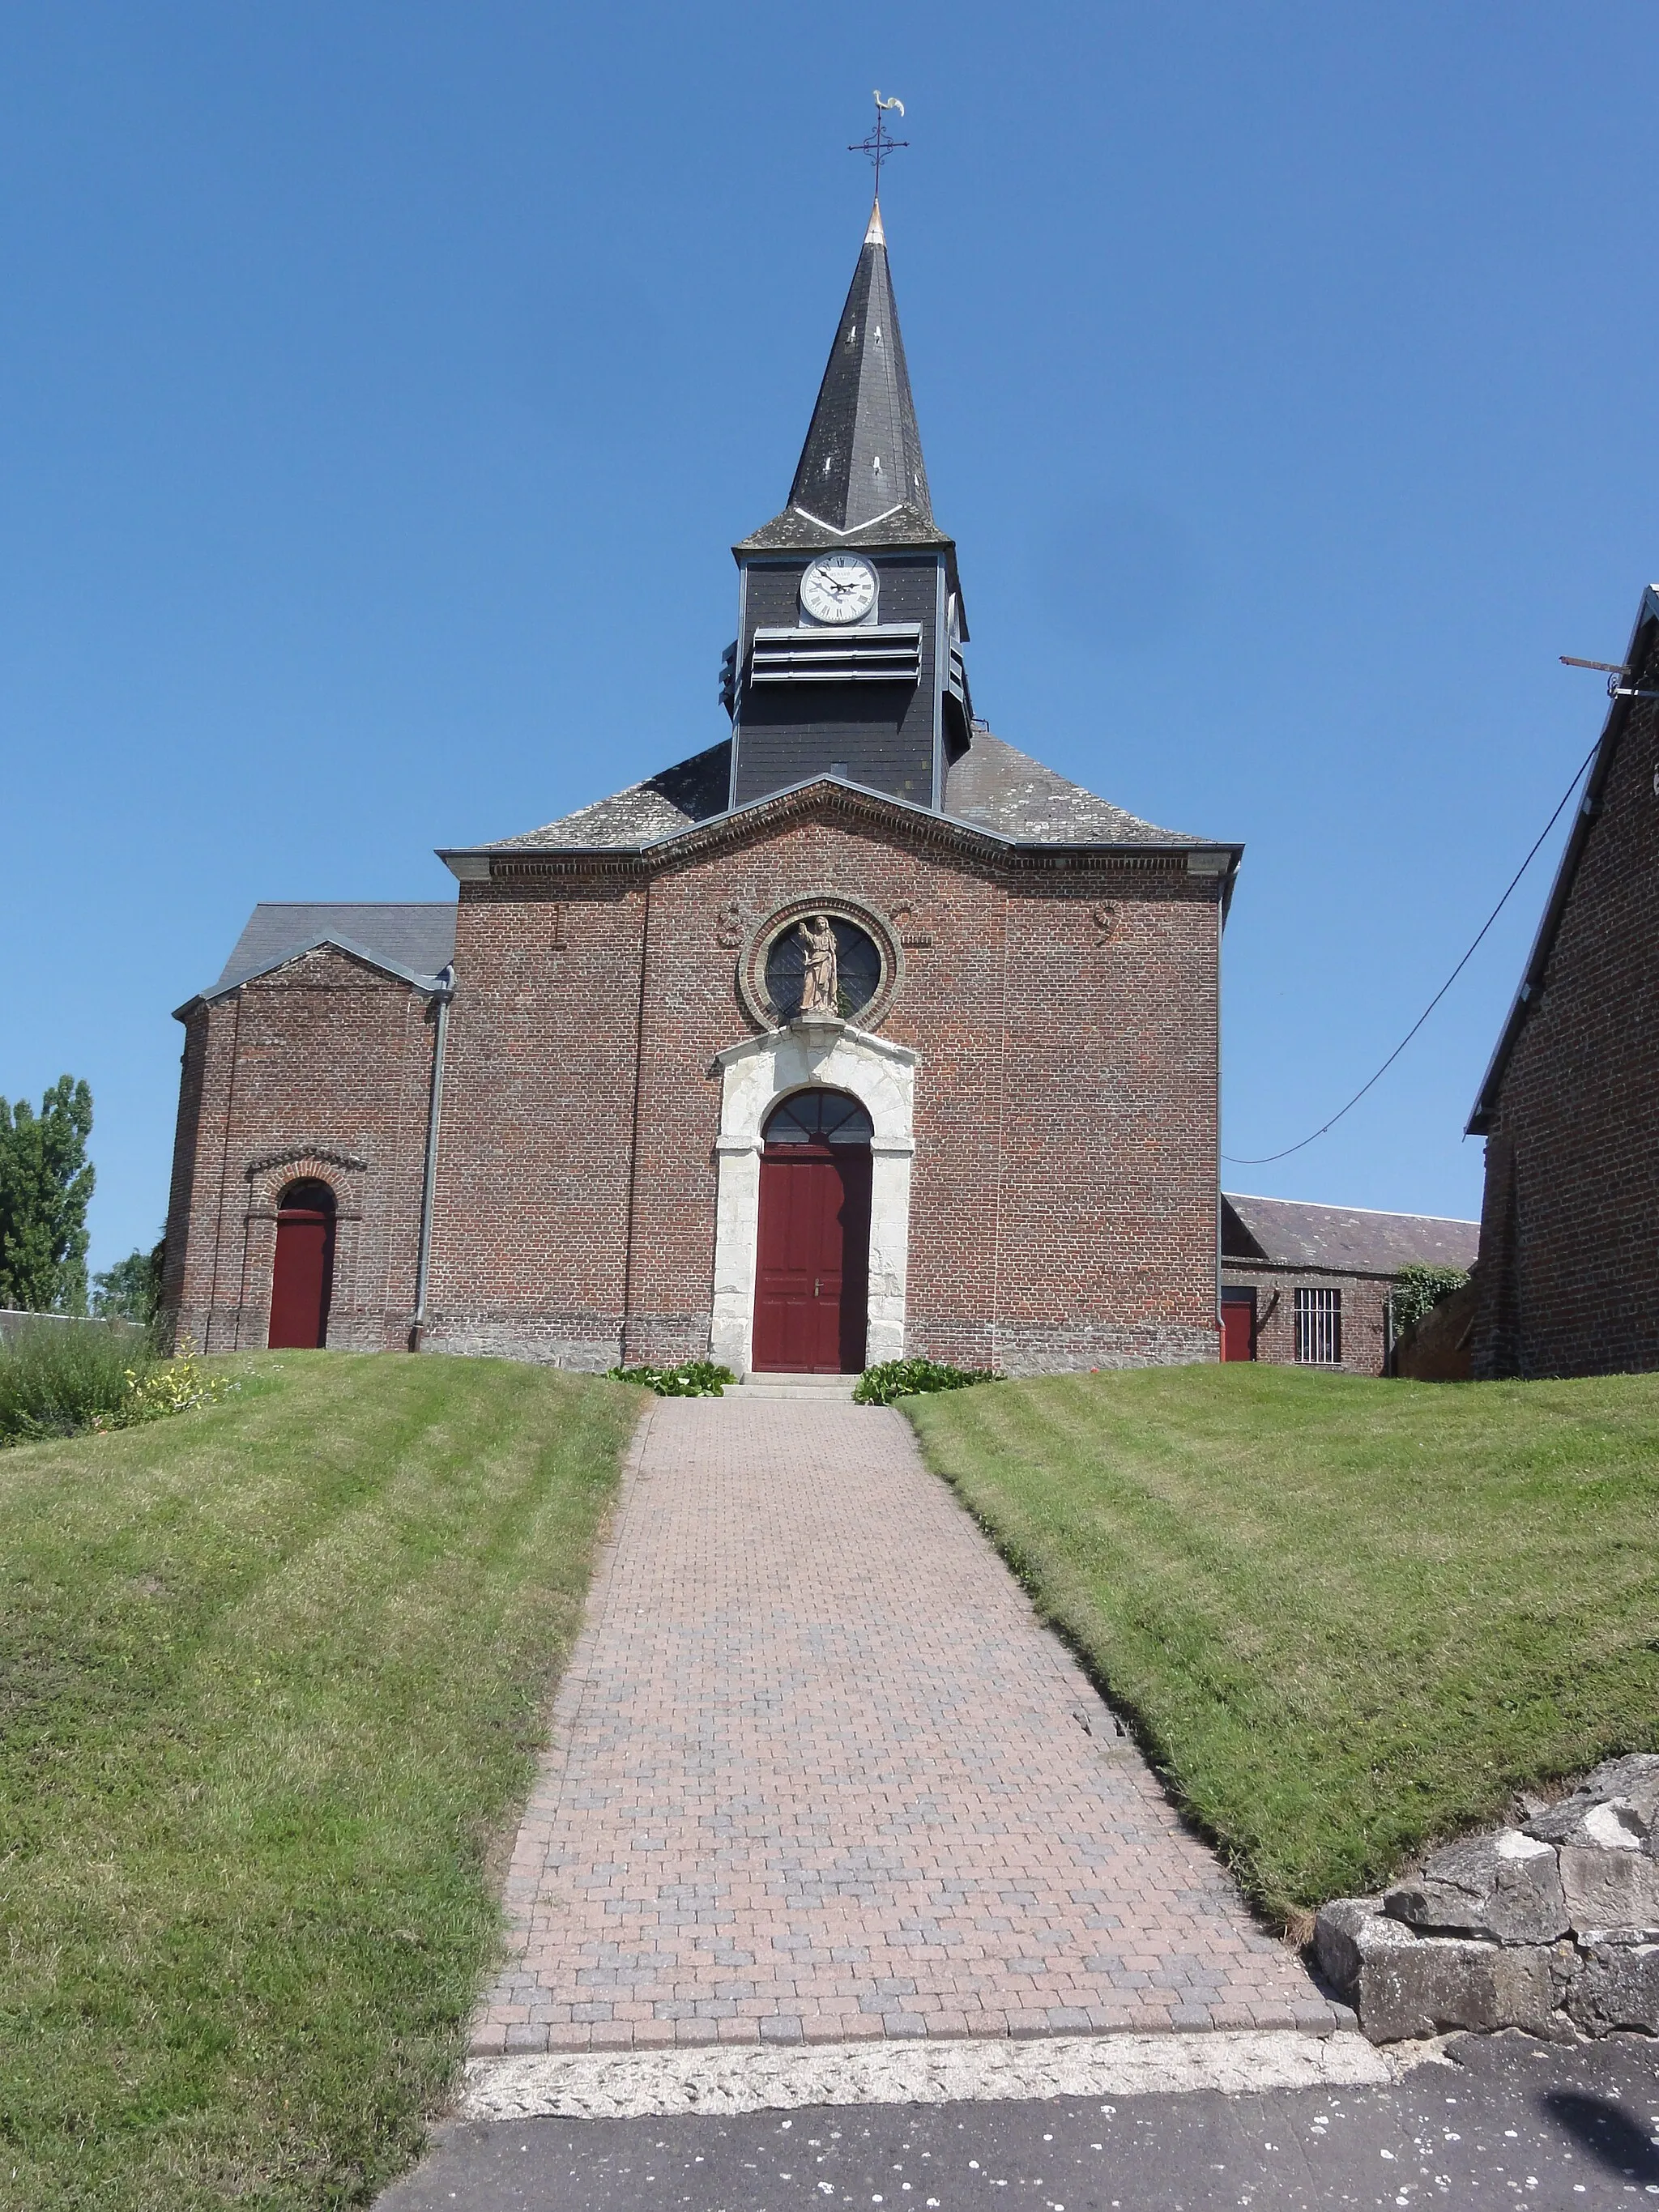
[738,1371,859,1401]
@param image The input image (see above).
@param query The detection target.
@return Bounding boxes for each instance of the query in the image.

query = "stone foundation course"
[1316,1752,1659,2041]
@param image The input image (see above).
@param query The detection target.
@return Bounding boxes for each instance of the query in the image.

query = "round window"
[763,914,883,1023]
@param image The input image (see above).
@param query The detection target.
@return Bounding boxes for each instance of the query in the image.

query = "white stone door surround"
[710,1016,916,1375]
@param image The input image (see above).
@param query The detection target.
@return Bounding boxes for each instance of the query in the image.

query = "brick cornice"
[445,782,1225,892]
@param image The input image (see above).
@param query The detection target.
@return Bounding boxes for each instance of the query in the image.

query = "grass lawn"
[1,1350,640,2211]
[906,1364,1659,1929]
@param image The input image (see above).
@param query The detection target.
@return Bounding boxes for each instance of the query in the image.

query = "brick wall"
[1221,1264,1392,1376]
[172,795,1226,1375]
[420,796,1222,1373]
[1470,683,1659,1378]
[164,947,438,1353]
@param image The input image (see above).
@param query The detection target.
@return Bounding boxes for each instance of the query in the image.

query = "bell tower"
[724,202,973,812]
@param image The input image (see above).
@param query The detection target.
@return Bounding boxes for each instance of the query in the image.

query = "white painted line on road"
[462,2030,1392,2121]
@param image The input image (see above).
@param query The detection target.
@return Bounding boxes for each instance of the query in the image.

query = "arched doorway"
[753,1089,872,1373]
[268,1179,336,1349]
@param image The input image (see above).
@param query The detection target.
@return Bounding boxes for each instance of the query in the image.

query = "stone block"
[1384,1829,1568,1944]
[1567,1941,1659,2035]
[1555,1845,1659,1939]
[1526,1754,1659,1853]
[1314,1897,1556,2044]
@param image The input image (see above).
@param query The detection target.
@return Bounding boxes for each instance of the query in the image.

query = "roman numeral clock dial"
[800,553,877,625]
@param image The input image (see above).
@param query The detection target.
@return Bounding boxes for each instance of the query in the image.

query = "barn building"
[162,204,1243,1375]
[1467,587,1659,1378]
[1219,1192,1478,1375]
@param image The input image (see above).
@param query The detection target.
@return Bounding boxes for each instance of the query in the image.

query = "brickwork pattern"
[163,947,438,1353]
[418,801,1224,1375]
[1472,684,1659,1377]
[474,1399,1334,2054]
[1221,1266,1392,1377]
[171,797,1227,1375]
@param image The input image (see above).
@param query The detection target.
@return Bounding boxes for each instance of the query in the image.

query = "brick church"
[162,202,1241,1375]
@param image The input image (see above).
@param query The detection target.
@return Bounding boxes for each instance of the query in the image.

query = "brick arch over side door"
[238,1152,367,1353]
[709,1025,917,1376]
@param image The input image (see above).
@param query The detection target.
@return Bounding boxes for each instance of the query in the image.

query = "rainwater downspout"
[411,967,454,1351]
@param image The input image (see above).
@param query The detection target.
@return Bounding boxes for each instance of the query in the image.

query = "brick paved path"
[473,1400,1337,2054]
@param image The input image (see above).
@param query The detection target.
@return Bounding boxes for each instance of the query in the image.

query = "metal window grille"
[1294,1286,1342,1366]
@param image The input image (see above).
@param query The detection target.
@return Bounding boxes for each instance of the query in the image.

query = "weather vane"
[849,91,907,197]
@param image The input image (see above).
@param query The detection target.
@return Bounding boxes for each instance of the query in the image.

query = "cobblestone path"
[472,1398,1337,2052]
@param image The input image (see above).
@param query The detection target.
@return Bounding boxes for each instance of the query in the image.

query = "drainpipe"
[411,967,454,1351]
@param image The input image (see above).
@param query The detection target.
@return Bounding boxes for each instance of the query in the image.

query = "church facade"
[163,207,1240,1375]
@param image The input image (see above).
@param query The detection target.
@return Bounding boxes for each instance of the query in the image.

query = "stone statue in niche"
[795,914,839,1016]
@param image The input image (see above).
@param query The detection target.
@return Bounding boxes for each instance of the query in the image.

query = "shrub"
[0,1318,152,1441]
[1392,1263,1469,1341]
[0,1321,233,1444]
[115,1340,237,1428]
[608,1359,736,1398]
[854,1357,1000,1407]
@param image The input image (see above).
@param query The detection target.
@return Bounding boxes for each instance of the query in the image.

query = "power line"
[1220,735,1602,1167]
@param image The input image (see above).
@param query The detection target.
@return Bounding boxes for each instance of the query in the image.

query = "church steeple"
[786,201,933,535]
[725,192,972,815]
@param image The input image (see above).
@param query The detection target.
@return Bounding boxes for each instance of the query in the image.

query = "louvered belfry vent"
[749,624,923,686]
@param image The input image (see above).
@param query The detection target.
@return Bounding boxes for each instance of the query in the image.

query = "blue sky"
[4,3,1653,1273]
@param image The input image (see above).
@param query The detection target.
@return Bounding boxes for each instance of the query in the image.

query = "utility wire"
[1221,734,1602,1166]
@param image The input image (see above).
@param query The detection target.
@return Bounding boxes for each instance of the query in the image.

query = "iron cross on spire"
[849,91,908,197]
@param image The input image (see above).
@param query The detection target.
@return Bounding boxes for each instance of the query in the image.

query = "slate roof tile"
[1222,1193,1479,1276]
[210,902,457,995]
[476,730,1214,855]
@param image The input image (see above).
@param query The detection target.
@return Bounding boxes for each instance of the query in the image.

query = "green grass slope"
[1,1351,640,2212]
[908,1365,1659,1927]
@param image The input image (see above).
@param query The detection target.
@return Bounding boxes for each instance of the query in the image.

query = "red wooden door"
[753,1144,871,1373]
[1220,1293,1256,1362]
[268,1192,335,1349]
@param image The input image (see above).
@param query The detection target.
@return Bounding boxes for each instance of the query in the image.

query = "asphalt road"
[380,2033,1659,2211]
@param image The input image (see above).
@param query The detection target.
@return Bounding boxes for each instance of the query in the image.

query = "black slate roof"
[475,730,1214,855]
[942,733,1209,848]
[736,205,948,554]
[487,741,734,850]
[1222,1192,1479,1276]
[736,501,951,554]
[208,902,457,995]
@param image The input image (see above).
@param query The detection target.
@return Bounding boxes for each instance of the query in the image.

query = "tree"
[0,1076,96,1314]
[92,1234,165,1325]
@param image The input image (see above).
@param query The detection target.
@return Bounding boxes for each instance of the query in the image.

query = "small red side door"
[1220,1293,1256,1362]
[269,1207,335,1349]
[753,1148,871,1373]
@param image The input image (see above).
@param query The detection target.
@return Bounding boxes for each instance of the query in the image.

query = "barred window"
[1294,1286,1342,1366]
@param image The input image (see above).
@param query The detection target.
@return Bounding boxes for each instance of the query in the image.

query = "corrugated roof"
[210,903,457,994]
[1222,1192,1479,1276]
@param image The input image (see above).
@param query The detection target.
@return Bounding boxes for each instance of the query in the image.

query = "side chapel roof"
[1466,584,1659,1135]
[177,902,458,1015]
[1222,1192,1479,1276]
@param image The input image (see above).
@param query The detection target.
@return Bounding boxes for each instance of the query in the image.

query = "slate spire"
[786,201,933,534]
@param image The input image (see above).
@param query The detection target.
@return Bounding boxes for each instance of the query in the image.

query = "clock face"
[800,553,877,626]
